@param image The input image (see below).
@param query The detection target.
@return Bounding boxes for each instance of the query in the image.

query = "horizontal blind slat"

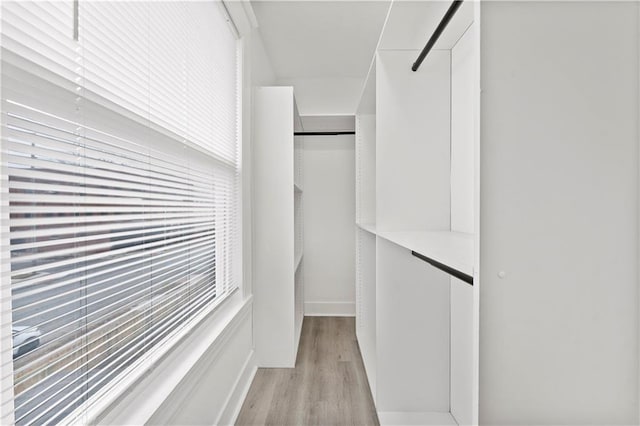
[14,275,219,423]
[10,257,217,377]
[14,236,215,301]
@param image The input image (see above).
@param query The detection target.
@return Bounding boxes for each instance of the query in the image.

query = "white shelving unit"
[355,2,478,424]
[356,222,376,235]
[254,86,304,368]
[294,126,304,347]
[355,1,640,425]
[355,58,378,402]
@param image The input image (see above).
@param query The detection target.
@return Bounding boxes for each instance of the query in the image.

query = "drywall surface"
[278,77,364,116]
[252,29,277,86]
[302,135,356,316]
[479,2,639,423]
[242,28,278,299]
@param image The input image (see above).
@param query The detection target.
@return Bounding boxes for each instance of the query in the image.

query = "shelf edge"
[294,251,303,271]
[376,230,474,278]
[356,222,377,235]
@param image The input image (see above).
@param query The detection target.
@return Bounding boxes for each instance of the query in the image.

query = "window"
[0,1,240,424]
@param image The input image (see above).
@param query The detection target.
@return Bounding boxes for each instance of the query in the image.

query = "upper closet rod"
[411,0,464,72]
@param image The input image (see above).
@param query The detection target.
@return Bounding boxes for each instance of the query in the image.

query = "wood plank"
[236,317,379,426]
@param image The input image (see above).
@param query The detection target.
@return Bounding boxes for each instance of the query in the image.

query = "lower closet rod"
[411,251,473,285]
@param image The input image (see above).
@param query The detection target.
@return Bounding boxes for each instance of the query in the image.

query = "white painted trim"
[219,1,240,40]
[377,411,457,426]
[472,2,481,425]
[97,295,252,425]
[304,302,356,317]
[216,350,258,426]
[241,0,258,29]
[637,2,640,423]
[356,0,394,114]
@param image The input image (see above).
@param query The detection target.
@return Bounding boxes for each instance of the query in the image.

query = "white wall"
[479,2,639,424]
[278,77,364,116]
[251,29,277,86]
[241,26,277,301]
[302,135,356,316]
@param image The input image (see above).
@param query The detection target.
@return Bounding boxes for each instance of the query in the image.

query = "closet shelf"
[356,222,377,235]
[376,230,474,280]
[294,183,303,193]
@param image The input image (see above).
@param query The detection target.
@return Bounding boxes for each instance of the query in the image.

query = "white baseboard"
[377,411,457,426]
[216,350,258,426]
[304,301,355,317]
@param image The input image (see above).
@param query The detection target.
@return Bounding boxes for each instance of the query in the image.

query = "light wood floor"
[236,316,379,426]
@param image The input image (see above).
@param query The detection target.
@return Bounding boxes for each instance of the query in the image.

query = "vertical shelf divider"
[253,87,304,368]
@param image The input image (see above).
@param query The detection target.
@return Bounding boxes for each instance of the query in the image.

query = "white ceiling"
[251,1,391,79]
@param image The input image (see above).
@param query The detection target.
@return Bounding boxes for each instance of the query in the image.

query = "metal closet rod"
[411,251,473,285]
[412,0,464,72]
[294,131,355,136]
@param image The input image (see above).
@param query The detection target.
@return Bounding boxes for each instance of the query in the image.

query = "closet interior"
[356,1,477,424]
[251,1,640,424]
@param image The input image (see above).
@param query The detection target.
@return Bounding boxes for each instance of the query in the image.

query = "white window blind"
[0,1,240,425]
